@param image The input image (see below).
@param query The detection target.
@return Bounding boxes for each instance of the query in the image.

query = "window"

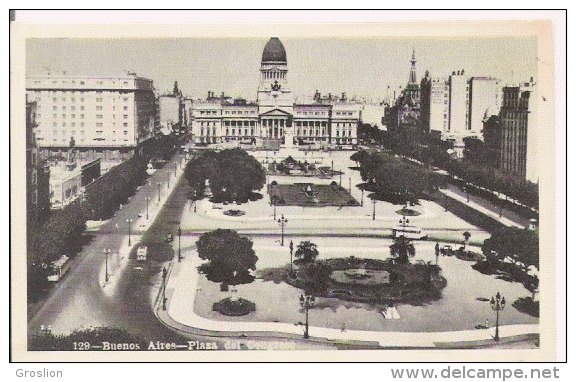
[96,123,103,127]
[80,106,84,110]
[71,122,75,127]
[123,106,128,111]
[123,123,128,127]
[96,114,103,119]
[80,114,84,119]
[62,106,66,111]
[71,114,75,119]
[53,130,57,135]
[96,98,103,102]
[123,97,128,102]
[80,123,84,127]
[52,114,57,119]
[96,106,103,111]
[53,122,57,127]
[123,115,128,119]
[53,106,57,111]
[62,114,66,119]
[123,130,128,135]
[71,106,75,111]
[62,98,66,102]
[80,98,84,102]
[62,123,66,128]
[80,81,85,85]
[53,98,57,102]
[71,98,75,102]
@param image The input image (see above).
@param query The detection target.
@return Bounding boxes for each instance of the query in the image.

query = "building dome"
[262,37,287,63]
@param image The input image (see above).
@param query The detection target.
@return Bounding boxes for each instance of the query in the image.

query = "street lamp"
[167,171,171,188]
[162,266,168,310]
[339,170,342,186]
[299,293,316,339]
[490,292,506,341]
[277,215,288,246]
[349,177,352,193]
[289,239,294,276]
[103,248,111,282]
[157,182,161,202]
[126,219,133,246]
[145,197,150,220]
[177,226,182,262]
[174,161,178,176]
[361,189,364,207]
[372,198,377,220]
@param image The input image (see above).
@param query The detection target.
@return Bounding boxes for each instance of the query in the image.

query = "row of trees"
[352,150,446,204]
[27,134,182,302]
[184,149,265,203]
[446,159,539,211]
[372,128,539,212]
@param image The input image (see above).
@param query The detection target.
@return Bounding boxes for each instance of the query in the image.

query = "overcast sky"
[26,36,537,101]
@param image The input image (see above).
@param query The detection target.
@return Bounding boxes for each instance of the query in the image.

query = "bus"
[47,255,71,282]
[392,225,427,240]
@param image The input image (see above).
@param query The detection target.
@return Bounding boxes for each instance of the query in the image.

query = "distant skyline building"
[25,73,157,160]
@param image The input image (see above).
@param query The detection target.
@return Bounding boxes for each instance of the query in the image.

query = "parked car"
[440,245,454,256]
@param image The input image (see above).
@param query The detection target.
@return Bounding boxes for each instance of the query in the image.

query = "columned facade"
[190,37,360,147]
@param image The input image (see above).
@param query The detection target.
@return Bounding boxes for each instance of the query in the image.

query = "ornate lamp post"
[145,197,150,220]
[126,219,133,246]
[103,248,111,282]
[361,189,364,207]
[299,293,316,339]
[372,198,377,220]
[490,292,506,341]
[157,182,161,202]
[277,214,288,246]
[339,170,342,186]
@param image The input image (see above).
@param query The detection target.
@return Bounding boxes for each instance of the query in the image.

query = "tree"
[482,227,539,271]
[389,235,416,265]
[294,241,319,263]
[196,229,258,284]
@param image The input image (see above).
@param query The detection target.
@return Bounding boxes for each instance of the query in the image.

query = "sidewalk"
[156,247,539,349]
[439,189,525,229]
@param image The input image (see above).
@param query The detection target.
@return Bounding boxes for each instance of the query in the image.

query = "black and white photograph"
[10,10,564,365]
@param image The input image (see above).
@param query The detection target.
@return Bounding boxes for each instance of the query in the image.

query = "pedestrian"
[115,223,119,230]
[341,323,346,332]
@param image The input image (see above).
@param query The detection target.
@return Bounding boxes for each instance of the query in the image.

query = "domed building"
[191,37,361,148]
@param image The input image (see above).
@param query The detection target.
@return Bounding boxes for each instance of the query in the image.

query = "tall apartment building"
[500,80,537,180]
[26,98,51,227]
[25,73,157,161]
[421,70,501,143]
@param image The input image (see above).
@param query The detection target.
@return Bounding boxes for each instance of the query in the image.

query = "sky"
[26,36,537,101]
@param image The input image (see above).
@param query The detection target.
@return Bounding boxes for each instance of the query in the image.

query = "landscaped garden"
[268,182,359,207]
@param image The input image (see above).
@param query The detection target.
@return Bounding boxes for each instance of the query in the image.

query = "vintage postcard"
[10,11,563,363]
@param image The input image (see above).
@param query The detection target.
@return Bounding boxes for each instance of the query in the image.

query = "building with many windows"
[499,80,536,180]
[190,37,360,147]
[26,97,51,227]
[25,73,157,161]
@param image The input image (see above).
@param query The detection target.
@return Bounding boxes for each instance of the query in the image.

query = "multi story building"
[25,73,157,161]
[499,80,536,180]
[26,98,51,227]
[190,37,361,147]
